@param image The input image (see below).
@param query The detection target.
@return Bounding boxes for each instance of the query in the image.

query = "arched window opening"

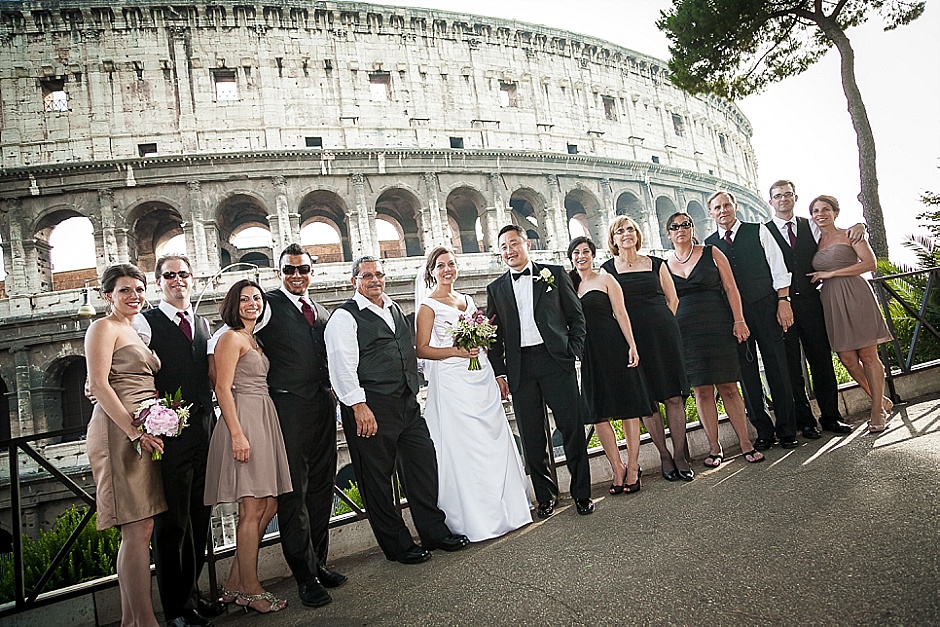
[376,216,406,259]
[61,359,93,442]
[300,219,343,264]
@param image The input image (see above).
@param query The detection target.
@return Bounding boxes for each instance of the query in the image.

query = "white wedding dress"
[421,294,532,542]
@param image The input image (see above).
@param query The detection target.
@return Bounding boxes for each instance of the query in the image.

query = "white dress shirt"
[133,300,209,346]
[325,291,398,406]
[510,261,545,347]
[723,219,792,291]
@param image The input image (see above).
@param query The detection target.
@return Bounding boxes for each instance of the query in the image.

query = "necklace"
[238,329,259,350]
[621,255,640,268]
[674,247,694,264]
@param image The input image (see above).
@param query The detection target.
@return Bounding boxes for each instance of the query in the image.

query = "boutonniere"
[535,268,555,292]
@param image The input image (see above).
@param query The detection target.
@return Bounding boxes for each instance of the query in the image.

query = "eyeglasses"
[161,270,191,280]
[668,221,693,231]
[355,272,386,281]
[772,191,796,201]
[281,265,311,276]
[613,227,637,235]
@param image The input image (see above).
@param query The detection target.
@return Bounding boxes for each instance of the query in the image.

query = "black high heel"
[624,467,642,494]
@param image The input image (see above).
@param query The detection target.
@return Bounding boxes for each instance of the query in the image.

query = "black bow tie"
[512,268,532,281]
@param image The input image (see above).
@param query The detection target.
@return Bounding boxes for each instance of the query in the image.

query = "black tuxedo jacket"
[485,262,586,391]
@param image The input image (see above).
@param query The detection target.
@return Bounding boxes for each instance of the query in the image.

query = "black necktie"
[512,268,532,281]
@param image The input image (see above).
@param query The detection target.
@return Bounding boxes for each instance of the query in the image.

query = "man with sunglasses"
[136,254,220,627]
[325,256,469,565]
[241,243,343,606]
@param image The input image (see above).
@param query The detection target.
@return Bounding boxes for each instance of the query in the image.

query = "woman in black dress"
[665,212,764,466]
[599,216,693,482]
[569,237,655,494]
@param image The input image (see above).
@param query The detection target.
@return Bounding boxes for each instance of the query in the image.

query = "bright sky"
[4,0,936,279]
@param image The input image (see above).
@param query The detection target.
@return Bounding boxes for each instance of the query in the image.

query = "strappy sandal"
[237,591,288,614]
[741,449,765,463]
[703,453,723,468]
[220,588,240,605]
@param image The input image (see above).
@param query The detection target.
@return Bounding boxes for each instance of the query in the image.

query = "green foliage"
[831,355,854,385]
[332,481,365,517]
[657,0,925,99]
[0,506,120,603]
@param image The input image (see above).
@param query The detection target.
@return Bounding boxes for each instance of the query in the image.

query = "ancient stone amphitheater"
[0,1,767,526]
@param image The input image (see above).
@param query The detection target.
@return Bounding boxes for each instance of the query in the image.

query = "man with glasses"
[325,256,469,565]
[136,255,221,627]
[767,180,856,436]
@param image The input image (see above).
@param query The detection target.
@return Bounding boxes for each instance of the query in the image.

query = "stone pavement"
[211,395,940,626]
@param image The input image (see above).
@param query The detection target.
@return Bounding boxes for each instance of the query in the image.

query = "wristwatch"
[778,295,791,302]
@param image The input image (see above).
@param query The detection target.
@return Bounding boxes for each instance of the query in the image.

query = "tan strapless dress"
[812,244,893,352]
[86,344,168,530]
[204,348,292,504]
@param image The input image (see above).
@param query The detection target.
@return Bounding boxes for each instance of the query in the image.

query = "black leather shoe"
[754,437,776,451]
[575,498,595,515]
[196,598,226,619]
[780,437,799,449]
[298,579,332,607]
[820,420,853,434]
[317,566,348,589]
[166,610,211,627]
[395,545,432,565]
[800,426,822,439]
[661,468,680,482]
[677,469,695,482]
[426,533,470,552]
[536,498,557,519]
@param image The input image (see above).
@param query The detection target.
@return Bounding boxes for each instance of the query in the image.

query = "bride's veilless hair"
[424,246,456,288]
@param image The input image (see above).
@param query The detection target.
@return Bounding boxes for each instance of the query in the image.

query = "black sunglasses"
[161,270,192,280]
[668,221,693,231]
[282,264,311,276]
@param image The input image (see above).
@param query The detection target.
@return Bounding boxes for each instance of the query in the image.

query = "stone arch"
[508,187,547,250]
[32,207,96,292]
[375,215,407,258]
[615,191,646,219]
[300,216,345,264]
[687,199,707,227]
[445,186,487,254]
[564,188,602,244]
[216,193,274,268]
[43,355,92,442]
[126,200,185,273]
[654,195,678,249]
[374,187,422,257]
[299,189,351,263]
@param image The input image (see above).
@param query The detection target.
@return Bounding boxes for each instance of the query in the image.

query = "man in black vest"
[324,256,469,565]
[767,180,853,436]
[221,243,343,607]
[705,191,799,450]
[136,254,220,627]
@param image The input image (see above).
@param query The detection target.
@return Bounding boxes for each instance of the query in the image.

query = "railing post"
[10,442,25,609]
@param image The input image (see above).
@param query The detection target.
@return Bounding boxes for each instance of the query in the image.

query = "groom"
[485,225,593,518]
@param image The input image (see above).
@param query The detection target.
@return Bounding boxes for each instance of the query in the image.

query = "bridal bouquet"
[132,388,191,460]
[449,310,498,371]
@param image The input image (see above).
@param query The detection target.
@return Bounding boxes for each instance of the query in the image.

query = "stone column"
[544,175,565,250]
[12,347,32,438]
[484,173,508,252]
[349,174,377,258]
[203,221,221,271]
[271,176,296,250]
[168,26,198,152]
[594,178,615,243]
[93,189,121,275]
[1,200,27,296]
[186,181,212,275]
[421,172,447,249]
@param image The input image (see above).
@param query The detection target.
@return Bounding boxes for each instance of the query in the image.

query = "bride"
[415,247,532,542]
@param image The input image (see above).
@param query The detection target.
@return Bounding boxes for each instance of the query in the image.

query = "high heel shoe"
[868,418,888,433]
[623,467,642,494]
[220,588,241,605]
[237,591,288,614]
[882,396,894,414]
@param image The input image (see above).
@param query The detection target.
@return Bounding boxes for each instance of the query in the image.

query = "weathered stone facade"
[0,1,769,533]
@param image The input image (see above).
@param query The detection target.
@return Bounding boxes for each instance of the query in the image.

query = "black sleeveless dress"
[669,246,742,387]
[579,290,656,422]
[601,257,689,402]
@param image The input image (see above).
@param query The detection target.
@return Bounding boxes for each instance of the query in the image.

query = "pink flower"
[144,405,181,437]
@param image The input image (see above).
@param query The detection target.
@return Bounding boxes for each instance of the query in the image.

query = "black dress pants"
[340,390,450,560]
[510,344,591,503]
[784,294,843,427]
[271,388,337,585]
[736,295,797,441]
[152,414,211,620]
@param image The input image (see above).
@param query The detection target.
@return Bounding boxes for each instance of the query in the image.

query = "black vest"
[255,290,331,399]
[766,216,818,297]
[706,222,775,304]
[142,308,213,437]
[339,298,420,398]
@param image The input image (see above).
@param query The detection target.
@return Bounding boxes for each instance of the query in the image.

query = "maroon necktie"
[300,297,316,327]
[786,221,796,248]
[724,230,733,245]
[177,311,193,342]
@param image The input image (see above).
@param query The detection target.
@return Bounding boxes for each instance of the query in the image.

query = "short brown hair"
[808,194,841,216]
[101,263,147,293]
[607,216,643,256]
[219,279,266,329]
[769,179,796,198]
[154,254,193,281]
[424,246,456,288]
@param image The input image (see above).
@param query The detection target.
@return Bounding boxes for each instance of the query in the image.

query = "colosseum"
[0,1,767,531]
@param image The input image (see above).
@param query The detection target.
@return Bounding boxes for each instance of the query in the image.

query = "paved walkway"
[211,395,940,626]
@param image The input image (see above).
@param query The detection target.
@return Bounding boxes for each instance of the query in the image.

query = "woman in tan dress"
[808,195,894,432]
[205,279,292,614]
[85,263,167,627]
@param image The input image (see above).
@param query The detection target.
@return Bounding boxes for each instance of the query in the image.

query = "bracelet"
[733,320,745,324]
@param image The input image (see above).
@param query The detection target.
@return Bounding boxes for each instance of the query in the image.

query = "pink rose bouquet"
[132,388,191,460]
[449,309,498,371]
